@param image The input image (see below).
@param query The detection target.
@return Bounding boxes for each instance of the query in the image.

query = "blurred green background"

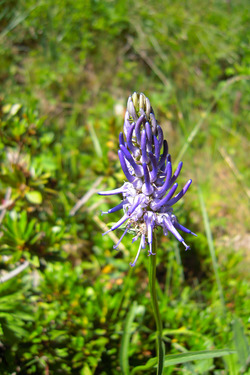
[0,0,249,374]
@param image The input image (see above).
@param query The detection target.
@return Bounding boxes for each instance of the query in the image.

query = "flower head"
[99,92,196,266]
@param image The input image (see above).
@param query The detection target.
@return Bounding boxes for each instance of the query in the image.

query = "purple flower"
[99,92,196,267]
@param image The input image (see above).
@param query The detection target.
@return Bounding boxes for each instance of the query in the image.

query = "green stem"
[148,234,165,374]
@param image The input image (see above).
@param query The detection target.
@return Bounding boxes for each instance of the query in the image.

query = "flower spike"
[99,92,195,265]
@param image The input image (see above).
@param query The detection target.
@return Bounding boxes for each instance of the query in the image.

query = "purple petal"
[151,183,178,211]
[182,242,191,251]
[107,199,128,214]
[170,162,183,185]
[120,145,143,177]
[162,216,191,250]
[132,178,143,190]
[141,130,149,164]
[130,239,143,267]
[148,152,158,182]
[139,108,145,117]
[158,140,168,170]
[119,132,125,146]
[127,195,143,216]
[98,186,125,196]
[127,97,138,121]
[157,125,164,150]
[145,121,152,152]
[118,150,136,183]
[113,225,131,250]
[135,114,145,145]
[145,212,156,254]
[148,242,156,256]
[150,113,157,134]
[127,123,139,156]
[102,213,129,235]
[123,111,131,137]
[142,163,154,195]
[153,135,160,161]
[174,222,197,237]
[166,179,192,207]
[147,222,154,245]
[154,162,172,198]
[141,233,146,248]
[145,212,155,240]
[132,236,138,243]
[162,216,184,242]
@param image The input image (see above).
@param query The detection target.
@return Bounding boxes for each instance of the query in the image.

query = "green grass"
[0,0,249,374]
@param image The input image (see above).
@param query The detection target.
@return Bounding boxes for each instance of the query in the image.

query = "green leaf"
[25,191,42,204]
[131,349,236,374]
[19,211,28,235]
[163,349,236,367]
[119,301,138,375]
[49,330,68,340]
[81,363,92,375]
[232,317,250,371]
[25,219,37,240]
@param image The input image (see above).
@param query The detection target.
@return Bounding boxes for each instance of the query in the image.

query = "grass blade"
[0,4,41,39]
[232,317,250,372]
[119,301,138,375]
[198,185,226,313]
[163,349,236,368]
[131,349,236,373]
[88,121,103,158]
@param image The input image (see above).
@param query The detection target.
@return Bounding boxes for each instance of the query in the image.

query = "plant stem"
[148,234,165,374]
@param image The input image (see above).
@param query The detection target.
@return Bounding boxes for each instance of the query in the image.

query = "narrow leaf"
[163,349,236,368]
[131,349,236,374]
[232,317,250,371]
[120,301,138,375]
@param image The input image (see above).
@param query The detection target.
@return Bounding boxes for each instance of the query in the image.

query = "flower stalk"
[99,92,196,373]
[148,233,165,375]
